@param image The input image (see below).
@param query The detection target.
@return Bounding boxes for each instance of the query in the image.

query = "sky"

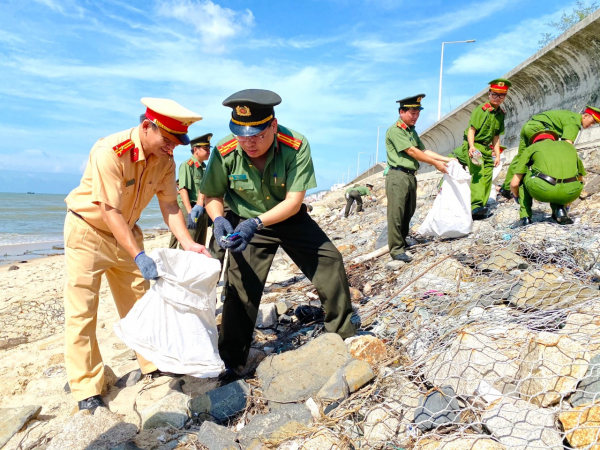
[0,0,588,194]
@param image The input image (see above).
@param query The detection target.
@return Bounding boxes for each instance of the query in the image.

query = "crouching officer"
[386,94,453,263]
[201,89,356,371]
[510,130,585,226]
[500,105,600,198]
[169,133,213,248]
[450,79,510,219]
[344,183,373,217]
[64,98,210,412]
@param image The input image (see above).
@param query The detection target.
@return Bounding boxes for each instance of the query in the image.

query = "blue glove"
[187,213,196,229]
[213,216,235,249]
[190,204,205,224]
[229,219,259,253]
[135,251,159,280]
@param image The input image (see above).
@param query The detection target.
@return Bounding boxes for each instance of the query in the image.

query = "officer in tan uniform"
[64,98,210,412]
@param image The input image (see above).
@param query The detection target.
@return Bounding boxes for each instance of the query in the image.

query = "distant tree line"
[539,1,598,48]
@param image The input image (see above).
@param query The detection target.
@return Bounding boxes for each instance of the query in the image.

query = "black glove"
[213,216,235,249]
[229,219,259,253]
[135,251,159,280]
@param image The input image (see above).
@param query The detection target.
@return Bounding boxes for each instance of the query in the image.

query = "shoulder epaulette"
[397,121,408,130]
[218,138,238,157]
[187,159,194,166]
[277,132,302,150]
[482,103,493,112]
[113,139,135,157]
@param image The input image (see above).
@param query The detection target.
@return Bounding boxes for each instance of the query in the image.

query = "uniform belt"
[532,172,578,186]
[390,166,417,175]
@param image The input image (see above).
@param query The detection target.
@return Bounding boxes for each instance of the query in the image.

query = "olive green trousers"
[169,202,208,249]
[518,173,583,218]
[451,142,493,211]
[219,206,356,367]
[501,120,547,191]
[386,169,417,257]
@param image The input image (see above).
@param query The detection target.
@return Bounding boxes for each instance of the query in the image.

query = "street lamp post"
[347,166,353,184]
[357,152,367,177]
[438,39,475,121]
[375,125,385,163]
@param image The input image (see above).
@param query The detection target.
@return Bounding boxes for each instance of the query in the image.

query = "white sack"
[114,248,224,378]
[417,160,472,238]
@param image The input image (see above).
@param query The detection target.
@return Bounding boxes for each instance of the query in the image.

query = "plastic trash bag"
[417,161,472,238]
[114,248,224,378]
[488,156,504,202]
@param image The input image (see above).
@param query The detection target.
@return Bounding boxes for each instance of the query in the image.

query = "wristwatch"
[253,217,264,230]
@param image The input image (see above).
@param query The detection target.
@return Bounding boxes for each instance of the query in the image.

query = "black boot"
[498,187,512,199]
[553,207,573,225]
[392,253,413,263]
[78,395,106,413]
[472,206,489,220]
[514,217,532,227]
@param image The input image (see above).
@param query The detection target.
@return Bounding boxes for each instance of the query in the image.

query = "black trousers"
[219,205,356,367]
[344,190,363,217]
[169,201,208,249]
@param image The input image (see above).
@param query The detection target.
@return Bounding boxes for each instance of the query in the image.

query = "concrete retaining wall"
[418,8,600,175]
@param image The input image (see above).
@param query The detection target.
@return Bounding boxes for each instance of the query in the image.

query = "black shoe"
[514,217,532,227]
[554,207,573,225]
[218,364,245,383]
[472,207,489,220]
[498,187,512,199]
[392,253,413,263]
[78,395,106,413]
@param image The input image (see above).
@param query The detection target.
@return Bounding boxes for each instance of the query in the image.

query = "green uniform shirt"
[346,186,371,196]
[385,118,423,171]
[530,110,582,142]
[177,156,205,207]
[464,102,505,153]
[514,140,586,178]
[200,125,317,219]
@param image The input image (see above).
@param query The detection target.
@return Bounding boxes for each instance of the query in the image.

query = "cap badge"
[236,106,252,117]
[498,82,505,87]
[417,97,422,102]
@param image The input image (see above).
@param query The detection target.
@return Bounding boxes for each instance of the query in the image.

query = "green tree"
[539,1,598,48]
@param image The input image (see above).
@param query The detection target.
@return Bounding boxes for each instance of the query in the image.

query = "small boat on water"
[26,192,35,194]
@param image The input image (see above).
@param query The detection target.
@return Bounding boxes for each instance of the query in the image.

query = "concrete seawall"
[417,8,600,176]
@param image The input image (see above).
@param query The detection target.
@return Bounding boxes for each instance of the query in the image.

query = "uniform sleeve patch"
[112,139,135,157]
[277,132,302,150]
[218,138,238,157]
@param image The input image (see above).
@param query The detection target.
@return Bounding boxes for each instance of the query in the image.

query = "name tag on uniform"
[228,174,248,181]
[125,179,135,187]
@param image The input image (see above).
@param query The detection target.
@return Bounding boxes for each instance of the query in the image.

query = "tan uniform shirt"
[65,126,178,233]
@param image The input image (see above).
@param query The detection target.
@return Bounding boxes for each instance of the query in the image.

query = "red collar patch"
[397,121,408,130]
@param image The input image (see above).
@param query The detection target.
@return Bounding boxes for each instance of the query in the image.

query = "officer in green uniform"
[386,94,454,263]
[450,79,510,219]
[201,89,356,371]
[500,106,600,198]
[169,133,212,248]
[510,130,585,226]
[344,183,373,217]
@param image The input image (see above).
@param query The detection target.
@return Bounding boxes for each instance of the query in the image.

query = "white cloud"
[446,10,563,75]
[156,0,255,53]
[31,0,86,17]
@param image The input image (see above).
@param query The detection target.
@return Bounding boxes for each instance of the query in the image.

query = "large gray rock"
[47,408,137,450]
[572,354,600,406]
[141,393,189,430]
[477,248,528,272]
[482,397,562,450]
[189,380,250,423]
[413,386,461,431]
[196,421,239,450]
[237,404,312,448]
[257,333,351,403]
[316,359,374,401]
[257,303,278,328]
[0,405,42,449]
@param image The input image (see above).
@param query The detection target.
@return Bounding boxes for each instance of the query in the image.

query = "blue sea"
[0,193,166,264]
